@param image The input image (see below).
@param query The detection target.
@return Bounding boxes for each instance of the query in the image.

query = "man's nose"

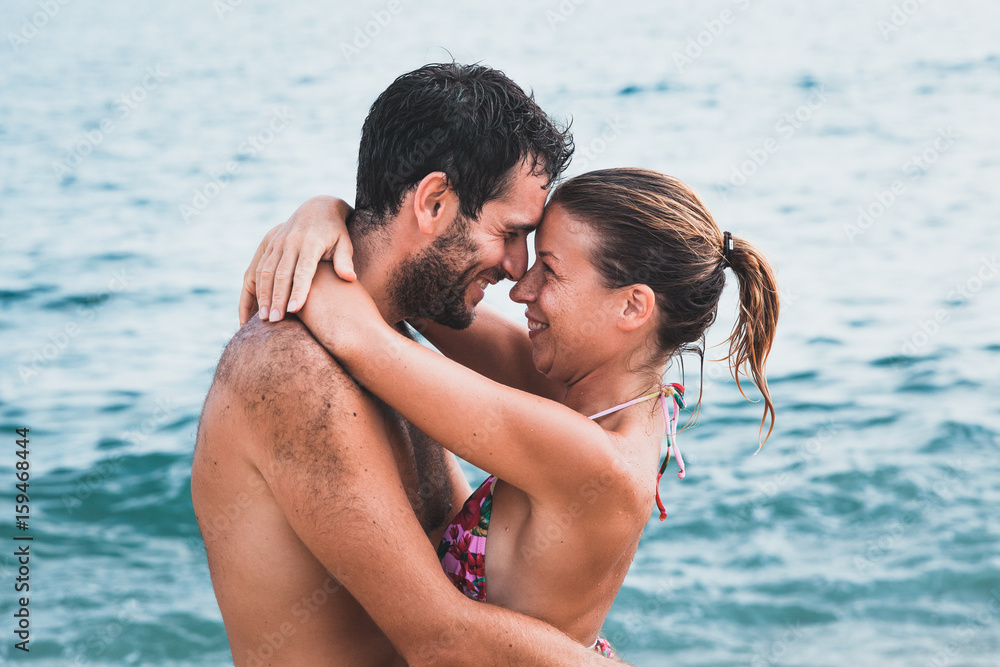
[502,237,530,281]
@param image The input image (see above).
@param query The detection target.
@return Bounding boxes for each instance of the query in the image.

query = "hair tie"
[722,231,734,265]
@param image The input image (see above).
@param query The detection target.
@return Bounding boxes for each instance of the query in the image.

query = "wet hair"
[548,168,780,444]
[353,63,574,231]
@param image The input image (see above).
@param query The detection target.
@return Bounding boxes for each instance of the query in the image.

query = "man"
[192,64,621,665]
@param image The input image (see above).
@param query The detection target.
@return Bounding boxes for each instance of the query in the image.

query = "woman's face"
[509,204,624,382]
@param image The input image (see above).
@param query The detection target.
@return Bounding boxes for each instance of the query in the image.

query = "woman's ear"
[617,284,656,332]
[412,171,459,236]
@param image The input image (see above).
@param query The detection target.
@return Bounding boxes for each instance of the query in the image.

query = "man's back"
[192,318,461,666]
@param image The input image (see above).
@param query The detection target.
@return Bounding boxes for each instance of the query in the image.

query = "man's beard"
[387,214,489,330]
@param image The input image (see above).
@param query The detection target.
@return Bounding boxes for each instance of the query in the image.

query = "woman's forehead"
[534,204,593,256]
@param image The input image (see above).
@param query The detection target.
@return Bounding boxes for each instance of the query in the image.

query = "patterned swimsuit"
[436,383,687,660]
[436,475,616,658]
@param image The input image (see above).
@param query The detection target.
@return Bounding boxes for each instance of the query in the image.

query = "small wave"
[42,293,112,310]
[920,420,999,453]
[617,81,670,96]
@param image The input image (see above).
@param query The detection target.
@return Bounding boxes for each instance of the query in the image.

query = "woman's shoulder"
[530,437,656,534]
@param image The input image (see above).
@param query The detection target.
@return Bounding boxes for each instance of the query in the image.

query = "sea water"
[1,0,998,664]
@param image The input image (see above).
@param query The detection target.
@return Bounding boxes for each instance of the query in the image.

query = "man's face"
[389,160,550,329]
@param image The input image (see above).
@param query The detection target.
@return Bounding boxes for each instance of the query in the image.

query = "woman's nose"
[510,263,539,303]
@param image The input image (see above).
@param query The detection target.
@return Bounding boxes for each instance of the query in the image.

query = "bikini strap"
[655,383,685,521]
[587,390,662,420]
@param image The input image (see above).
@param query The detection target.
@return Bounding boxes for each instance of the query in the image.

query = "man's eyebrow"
[506,221,538,233]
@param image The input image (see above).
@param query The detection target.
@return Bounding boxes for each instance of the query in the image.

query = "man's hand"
[238,196,356,325]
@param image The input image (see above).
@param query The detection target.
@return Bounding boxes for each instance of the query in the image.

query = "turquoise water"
[2,0,998,664]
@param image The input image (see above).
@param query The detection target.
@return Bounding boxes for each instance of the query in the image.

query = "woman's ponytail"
[723,235,780,448]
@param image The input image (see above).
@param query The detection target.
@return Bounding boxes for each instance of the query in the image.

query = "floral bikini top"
[436,383,687,658]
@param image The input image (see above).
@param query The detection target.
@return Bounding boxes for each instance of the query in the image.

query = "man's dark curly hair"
[353,63,574,231]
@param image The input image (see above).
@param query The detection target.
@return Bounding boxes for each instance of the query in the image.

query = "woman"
[246,168,778,656]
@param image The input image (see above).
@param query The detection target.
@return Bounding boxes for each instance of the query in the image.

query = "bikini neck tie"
[588,383,686,522]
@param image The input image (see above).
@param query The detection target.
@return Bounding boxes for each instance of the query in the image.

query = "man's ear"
[617,284,657,332]
[412,171,459,236]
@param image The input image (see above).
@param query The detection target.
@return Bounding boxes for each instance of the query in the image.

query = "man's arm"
[243,323,625,666]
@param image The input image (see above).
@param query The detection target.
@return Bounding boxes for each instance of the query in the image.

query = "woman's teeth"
[527,321,549,332]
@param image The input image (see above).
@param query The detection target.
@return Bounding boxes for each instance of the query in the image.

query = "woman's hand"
[238,196,357,325]
[297,263,386,360]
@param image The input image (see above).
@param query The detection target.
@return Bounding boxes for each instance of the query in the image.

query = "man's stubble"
[387,214,488,330]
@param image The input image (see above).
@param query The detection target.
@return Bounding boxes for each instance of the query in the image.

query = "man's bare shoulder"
[215,316,354,395]
[207,318,372,460]
[215,317,357,386]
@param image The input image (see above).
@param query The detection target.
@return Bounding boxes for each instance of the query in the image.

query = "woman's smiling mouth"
[525,310,550,338]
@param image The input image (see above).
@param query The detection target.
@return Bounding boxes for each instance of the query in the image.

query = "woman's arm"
[411,307,566,401]
[298,265,629,507]
[238,199,560,399]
